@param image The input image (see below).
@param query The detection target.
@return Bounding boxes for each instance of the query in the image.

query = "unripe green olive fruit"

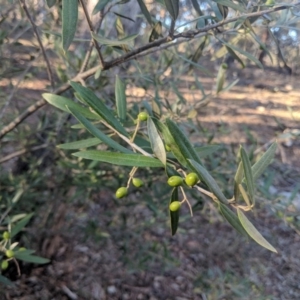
[5,250,14,258]
[138,112,148,122]
[116,187,128,199]
[167,176,183,187]
[2,231,10,240]
[1,261,8,270]
[18,247,26,251]
[185,173,199,186]
[132,178,143,188]
[169,201,181,212]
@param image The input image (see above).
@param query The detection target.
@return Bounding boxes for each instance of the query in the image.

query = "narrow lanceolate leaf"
[188,159,228,204]
[221,40,264,69]
[213,0,247,13]
[189,37,207,70]
[238,184,252,208]
[115,76,127,122]
[137,0,153,25]
[73,151,164,167]
[191,0,203,16]
[92,0,110,15]
[149,21,163,42]
[70,82,128,136]
[166,119,202,166]
[147,118,167,165]
[57,138,101,150]
[215,63,227,94]
[42,93,98,119]
[62,0,78,51]
[153,119,187,166]
[92,32,138,46]
[226,46,245,68]
[252,142,277,181]
[67,106,131,153]
[219,203,248,237]
[46,0,56,8]
[11,213,33,238]
[164,0,179,20]
[234,161,244,201]
[240,147,255,204]
[194,145,221,158]
[14,252,50,264]
[170,187,179,235]
[237,209,277,253]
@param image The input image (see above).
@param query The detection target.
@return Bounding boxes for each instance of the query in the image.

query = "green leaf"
[166,118,202,166]
[42,93,98,119]
[188,159,228,204]
[238,184,251,208]
[226,46,245,68]
[11,213,33,238]
[72,151,164,167]
[177,54,213,76]
[92,0,110,15]
[237,209,277,253]
[0,274,14,287]
[67,106,131,153]
[240,147,255,204]
[57,138,101,150]
[115,17,125,39]
[62,0,78,52]
[70,82,128,136]
[46,0,56,8]
[115,76,127,122]
[14,252,50,264]
[207,0,223,20]
[194,145,221,158]
[149,21,163,42]
[170,187,179,235]
[191,0,203,16]
[153,119,187,166]
[92,32,138,46]
[137,0,153,25]
[219,203,248,237]
[190,37,207,68]
[252,142,277,181]
[215,63,227,94]
[164,0,179,20]
[221,39,264,69]
[147,118,167,165]
[234,161,243,201]
[213,0,247,13]
[249,31,273,64]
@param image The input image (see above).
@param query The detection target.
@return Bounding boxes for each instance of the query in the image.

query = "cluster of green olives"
[167,173,199,212]
[167,173,199,187]
[115,177,144,199]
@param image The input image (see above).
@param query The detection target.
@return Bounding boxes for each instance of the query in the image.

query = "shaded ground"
[1,66,300,300]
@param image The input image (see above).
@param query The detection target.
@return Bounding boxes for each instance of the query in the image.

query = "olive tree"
[1,0,300,285]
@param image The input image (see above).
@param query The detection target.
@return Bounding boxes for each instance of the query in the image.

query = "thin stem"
[19,0,55,90]
[130,119,140,143]
[180,186,193,217]
[79,0,105,69]
[0,143,48,164]
[127,167,138,188]
[100,120,153,157]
